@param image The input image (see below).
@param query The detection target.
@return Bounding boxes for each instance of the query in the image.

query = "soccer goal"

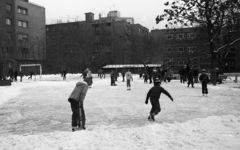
[19,64,42,81]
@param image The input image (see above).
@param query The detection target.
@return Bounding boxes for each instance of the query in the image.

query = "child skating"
[125,69,133,90]
[145,78,174,121]
[199,69,210,96]
[68,77,91,132]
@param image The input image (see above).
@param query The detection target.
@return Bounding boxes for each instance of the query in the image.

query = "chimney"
[85,12,94,22]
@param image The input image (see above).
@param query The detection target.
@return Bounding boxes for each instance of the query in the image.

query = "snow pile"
[0,74,240,150]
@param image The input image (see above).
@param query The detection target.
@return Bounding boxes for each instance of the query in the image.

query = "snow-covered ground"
[0,74,240,150]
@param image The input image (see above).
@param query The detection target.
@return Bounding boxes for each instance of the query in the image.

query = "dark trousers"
[70,100,85,128]
[150,97,161,115]
[188,79,194,87]
[149,75,152,83]
[201,83,208,94]
[127,79,131,87]
[144,78,148,83]
[122,75,125,81]
[63,74,66,80]
[111,77,115,85]
[180,75,185,83]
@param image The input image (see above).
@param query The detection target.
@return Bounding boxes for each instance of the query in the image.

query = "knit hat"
[154,78,161,85]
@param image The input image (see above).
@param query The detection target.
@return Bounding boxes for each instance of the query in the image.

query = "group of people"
[141,66,173,84]
[68,67,173,131]
[6,68,32,82]
[67,65,212,131]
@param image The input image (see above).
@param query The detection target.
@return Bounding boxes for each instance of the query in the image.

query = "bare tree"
[156,0,240,85]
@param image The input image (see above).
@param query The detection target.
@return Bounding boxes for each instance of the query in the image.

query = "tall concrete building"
[0,0,45,77]
[46,10,147,73]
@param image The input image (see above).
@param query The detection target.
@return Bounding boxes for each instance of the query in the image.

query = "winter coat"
[68,81,88,103]
[179,68,185,76]
[187,71,194,80]
[199,73,210,84]
[125,71,133,80]
[145,85,173,102]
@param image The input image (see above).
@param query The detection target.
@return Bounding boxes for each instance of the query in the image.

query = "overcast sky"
[30,0,171,31]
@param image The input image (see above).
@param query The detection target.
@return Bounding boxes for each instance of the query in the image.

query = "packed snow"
[0,73,240,150]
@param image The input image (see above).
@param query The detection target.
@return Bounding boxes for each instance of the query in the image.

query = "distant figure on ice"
[63,69,67,80]
[87,69,93,88]
[121,69,126,82]
[187,69,194,88]
[68,77,91,132]
[179,66,185,83]
[125,69,133,90]
[13,69,18,82]
[143,72,148,83]
[19,70,23,82]
[145,78,174,121]
[110,70,116,86]
[28,71,34,80]
[193,68,199,83]
[199,69,210,96]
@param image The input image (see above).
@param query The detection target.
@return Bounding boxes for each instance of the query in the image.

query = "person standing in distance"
[125,69,133,90]
[199,69,210,96]
[145,78,174,121]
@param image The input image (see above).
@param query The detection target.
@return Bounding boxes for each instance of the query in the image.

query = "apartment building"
[151,27,211,72]
[0,0,45,76]
[46,10,148,73]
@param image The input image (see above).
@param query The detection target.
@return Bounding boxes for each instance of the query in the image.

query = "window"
[6,4,12,11]
[176,33,185,39]
[187,46,196,53]
[178,47,184,53]
[187,33,196,39]
[166,47,173,53]
[6,32,12,39]
[7,47,13,54]
[19,47,29,54]
[6,18,12,25]
[18,20,28,28]
[178,60,184,65]
[18,7,28,15]
[18,34,28,41]
[166,34,174,40]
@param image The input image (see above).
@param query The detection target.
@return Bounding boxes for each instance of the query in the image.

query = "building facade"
[0,0,45,78]
[151,28,213,73]
[46,10,148,73]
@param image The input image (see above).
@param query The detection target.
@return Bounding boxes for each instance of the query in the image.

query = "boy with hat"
[145,78,174,121]
[68,77,91,131]
[199,69,210,96]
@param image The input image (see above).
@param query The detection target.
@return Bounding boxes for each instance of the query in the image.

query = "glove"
[145,100,148,104]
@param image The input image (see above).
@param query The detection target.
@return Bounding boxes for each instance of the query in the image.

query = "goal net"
[19,64,42,81]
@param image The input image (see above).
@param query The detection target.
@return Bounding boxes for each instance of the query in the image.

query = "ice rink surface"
[0,74,240,150]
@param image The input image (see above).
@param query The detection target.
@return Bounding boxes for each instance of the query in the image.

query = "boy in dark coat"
[145,78,174,121]
[68,77,91,131]
[187,69,194,88]
[199,69,210,96]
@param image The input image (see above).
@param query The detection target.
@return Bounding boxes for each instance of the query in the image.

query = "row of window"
[6,32,28,41]
[0,47,28,54]
[164,60,197,66]
[166,46,196,53]
[6,18,28,28]
[166,33,196,40]
[6,4,28,15]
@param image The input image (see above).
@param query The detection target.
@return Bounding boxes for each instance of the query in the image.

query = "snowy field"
[0,73,240,150]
